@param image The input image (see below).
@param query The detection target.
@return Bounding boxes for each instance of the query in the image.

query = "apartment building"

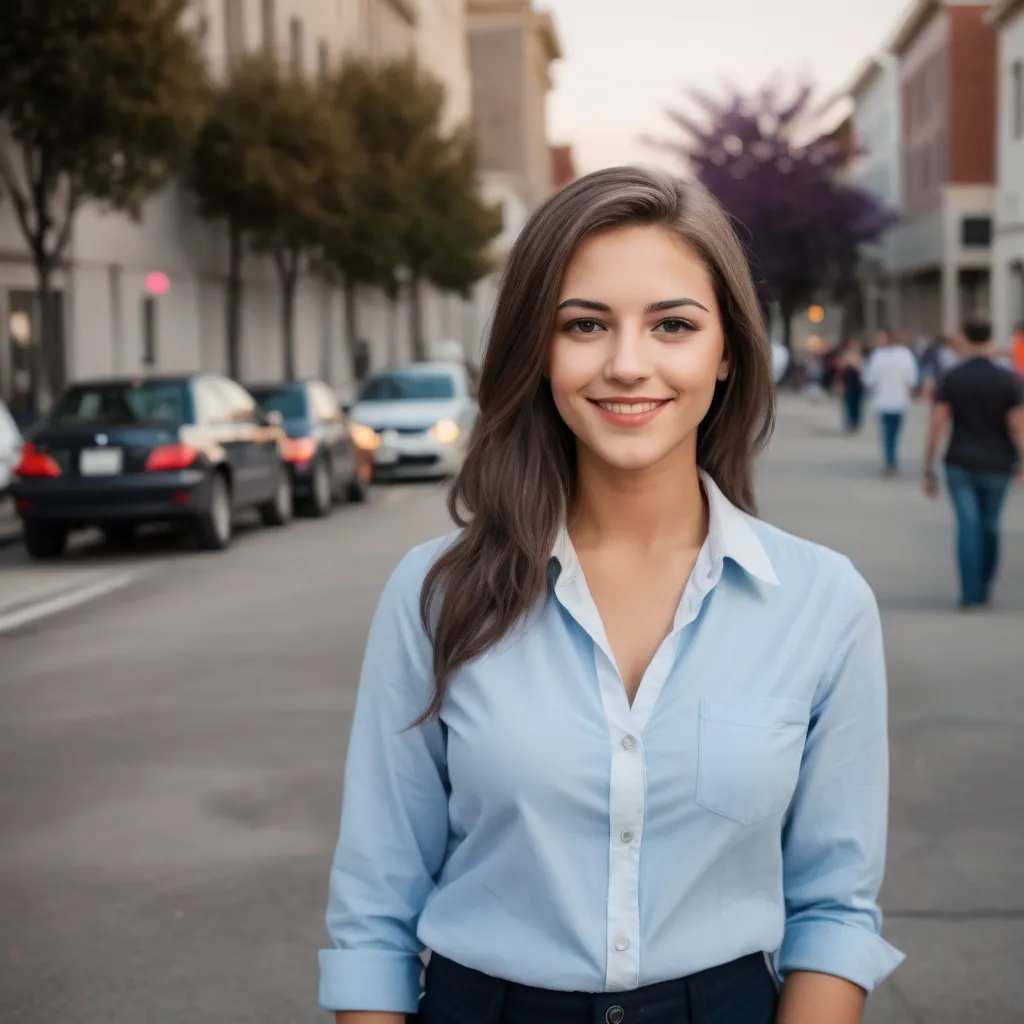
[0,0,477,414]
[847,54,902,337]
[465,0,562,362]
[988,0,1024,345]
[885,0,997,338]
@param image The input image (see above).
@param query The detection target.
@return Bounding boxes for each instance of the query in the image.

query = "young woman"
[320,167,903,1024]
[835,339,866,434]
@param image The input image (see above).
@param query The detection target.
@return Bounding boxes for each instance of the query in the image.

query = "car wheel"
[24,522,68,561]
[259,464,293,527]
[304,458,333,518]
[194,472,233,551]
[101,523,136,547]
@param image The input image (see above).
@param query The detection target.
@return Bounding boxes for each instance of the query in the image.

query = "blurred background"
[1,2,1022,1023]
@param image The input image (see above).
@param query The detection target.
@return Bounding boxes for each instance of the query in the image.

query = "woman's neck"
[569,442,708,554]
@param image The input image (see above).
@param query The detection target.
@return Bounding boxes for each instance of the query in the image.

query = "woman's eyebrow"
[555,297,710,314]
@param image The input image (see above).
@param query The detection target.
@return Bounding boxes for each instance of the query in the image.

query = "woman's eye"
[657,318,695,335]
[567,318,604,335]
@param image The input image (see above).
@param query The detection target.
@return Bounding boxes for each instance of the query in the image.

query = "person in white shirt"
[863,333,919,475]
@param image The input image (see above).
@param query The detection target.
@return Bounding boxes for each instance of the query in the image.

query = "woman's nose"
[605,327,651,383]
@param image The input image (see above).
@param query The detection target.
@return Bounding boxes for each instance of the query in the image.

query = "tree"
[651,82,895,350]
[0,0,206,406]
[330,58,500,362]
[192,55,357,381]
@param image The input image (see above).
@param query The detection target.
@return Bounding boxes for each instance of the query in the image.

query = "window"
[961,217,992,248]
[310,383,340,422]
[250,385,309,421]
[1013,61,1023,141]
[358,372,457,402]
[52,382,189,426]
[214,378,259,423]
[261,0,276,54]
[289,16,304,76]
[196,379,232,425]
[317,38,331,79]
[223,0,245,62]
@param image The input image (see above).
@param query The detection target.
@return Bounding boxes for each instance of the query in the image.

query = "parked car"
[247,379,373,516]
[11,375,293,559]
[349,362,478,480]
[0,398,22,498]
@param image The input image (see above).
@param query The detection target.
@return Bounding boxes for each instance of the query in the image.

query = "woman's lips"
[587,398,672,429]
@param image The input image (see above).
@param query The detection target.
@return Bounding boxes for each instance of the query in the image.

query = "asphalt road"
[0,396,1021,1024]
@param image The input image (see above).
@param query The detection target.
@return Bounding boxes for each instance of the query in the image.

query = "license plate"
[375,430,400,465]
[80,448,123,476]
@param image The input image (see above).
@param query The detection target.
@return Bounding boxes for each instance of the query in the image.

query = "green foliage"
[191,55,360,380]
[0,0,207,401]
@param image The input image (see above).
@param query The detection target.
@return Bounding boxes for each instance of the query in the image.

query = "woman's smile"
[588,396,674,428]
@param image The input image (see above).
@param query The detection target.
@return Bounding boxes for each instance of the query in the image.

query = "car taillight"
[283,437,318,464]
[16,442,61,478]
[145,444,198,472]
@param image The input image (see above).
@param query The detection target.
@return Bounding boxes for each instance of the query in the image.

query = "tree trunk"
[342,275,360,379]
[35,261,64,413]
[281,265,298,382]
[226,224,244,380]
[409,275,426,362]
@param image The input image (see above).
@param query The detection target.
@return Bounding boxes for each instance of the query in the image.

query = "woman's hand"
[775,971,866,1024]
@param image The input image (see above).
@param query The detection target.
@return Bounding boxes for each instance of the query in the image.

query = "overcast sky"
[543,0,908,173]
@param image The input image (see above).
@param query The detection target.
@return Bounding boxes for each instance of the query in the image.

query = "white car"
[350,362,478,479]
[0,399,23,497]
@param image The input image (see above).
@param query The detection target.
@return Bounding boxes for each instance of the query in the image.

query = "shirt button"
[621,735,636,751]
[606,1008,625,1024]
[614,936,630,951]
[620,829,634,844]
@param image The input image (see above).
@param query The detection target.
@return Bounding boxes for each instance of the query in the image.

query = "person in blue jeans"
[923,321,1024,608]
[863,333,918,475]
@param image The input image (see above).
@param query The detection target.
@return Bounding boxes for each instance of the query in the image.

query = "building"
[550,144,578,193]
[0,0,480,415]
[465,0,563,362]
[885,0,997,339]
[846,53,902,338]
[988,0,1024,347]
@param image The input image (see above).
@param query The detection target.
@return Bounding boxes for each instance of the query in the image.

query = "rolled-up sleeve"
[777,566,905,992]
[319,547,449,1013]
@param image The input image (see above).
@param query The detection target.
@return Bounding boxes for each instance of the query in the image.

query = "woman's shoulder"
[379,529,464,607]
[745,514,876,612]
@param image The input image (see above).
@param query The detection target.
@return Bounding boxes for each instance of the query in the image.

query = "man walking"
[864,331,919,475]
[923,320,1024,609]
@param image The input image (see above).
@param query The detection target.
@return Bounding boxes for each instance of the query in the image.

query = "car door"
[310,382,353,486]
[215,378,278,505]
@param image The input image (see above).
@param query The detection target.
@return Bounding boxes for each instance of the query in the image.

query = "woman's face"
[548,223,728,474]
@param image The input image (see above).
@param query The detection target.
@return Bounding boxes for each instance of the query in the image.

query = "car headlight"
[428,419,461,445]
[350,422,380,451]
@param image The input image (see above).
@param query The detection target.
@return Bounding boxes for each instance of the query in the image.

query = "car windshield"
[250,387,307,420]
[359,372,455,402]
[50,381,189,425]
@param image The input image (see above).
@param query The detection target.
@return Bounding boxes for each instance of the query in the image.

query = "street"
[1,396,1022,1024]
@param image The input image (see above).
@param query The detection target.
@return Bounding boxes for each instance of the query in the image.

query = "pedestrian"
[923,320,1024,609]
[835,338,866,433]
[863,330,919,475]
[918,335,959,402]
[320,167,903,1024]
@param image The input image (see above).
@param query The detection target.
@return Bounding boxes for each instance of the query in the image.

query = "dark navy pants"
[416,952,779,1024]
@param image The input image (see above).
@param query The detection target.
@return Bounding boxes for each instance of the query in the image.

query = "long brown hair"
[418,166,774,721]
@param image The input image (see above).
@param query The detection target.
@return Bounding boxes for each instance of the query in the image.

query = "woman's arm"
[775,568,904,1011]
[319,546,450,1017]
[776,971,865,1024]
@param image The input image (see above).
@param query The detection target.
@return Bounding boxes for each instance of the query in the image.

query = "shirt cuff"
[776,917,906,993]
[318,948,423,1013]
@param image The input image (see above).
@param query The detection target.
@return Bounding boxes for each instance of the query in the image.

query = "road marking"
[0,571,136,636]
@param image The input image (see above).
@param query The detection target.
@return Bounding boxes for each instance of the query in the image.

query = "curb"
[0,571,136,636]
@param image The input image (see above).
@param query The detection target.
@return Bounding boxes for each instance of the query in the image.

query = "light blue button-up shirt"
[320,474,905,1013]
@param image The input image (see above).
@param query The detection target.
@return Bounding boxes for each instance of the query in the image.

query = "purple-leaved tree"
[649,82,895,350]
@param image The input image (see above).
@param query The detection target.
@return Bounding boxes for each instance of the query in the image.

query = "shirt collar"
[550,471,779,587]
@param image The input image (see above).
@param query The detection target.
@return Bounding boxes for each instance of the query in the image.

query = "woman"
[320,168,903,1024]
[835,339,866,433]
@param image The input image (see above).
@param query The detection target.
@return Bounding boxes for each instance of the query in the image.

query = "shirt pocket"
[695,696,811,826]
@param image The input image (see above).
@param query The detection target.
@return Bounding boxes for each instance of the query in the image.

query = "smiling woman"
[321,168,903,1024]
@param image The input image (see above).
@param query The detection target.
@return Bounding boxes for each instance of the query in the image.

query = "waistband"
[420,951,776,1024]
